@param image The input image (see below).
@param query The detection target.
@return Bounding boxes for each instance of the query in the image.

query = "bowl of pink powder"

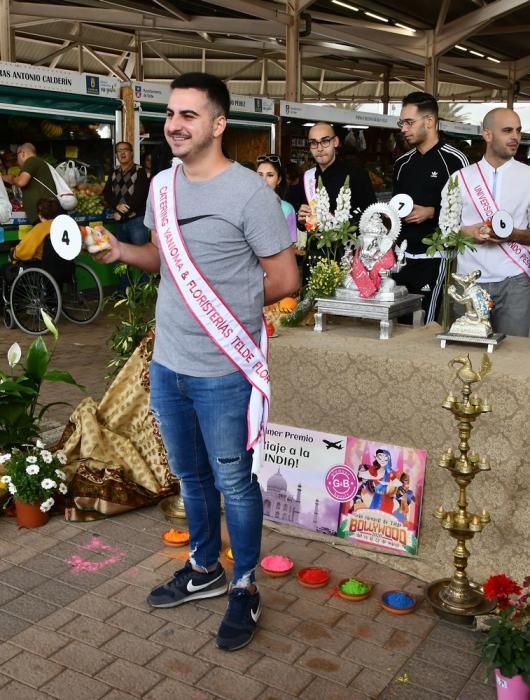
[260,555,294,577]
[337,577,372,601]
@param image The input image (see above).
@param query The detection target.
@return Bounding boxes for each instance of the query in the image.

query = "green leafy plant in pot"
[0,311,85,451]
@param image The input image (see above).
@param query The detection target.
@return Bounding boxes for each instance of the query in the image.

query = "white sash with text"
[152,167,270,474]
[459,162,530,279]
[303,167,317,204]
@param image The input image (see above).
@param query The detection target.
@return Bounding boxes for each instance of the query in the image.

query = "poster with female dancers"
[336,437,426,555]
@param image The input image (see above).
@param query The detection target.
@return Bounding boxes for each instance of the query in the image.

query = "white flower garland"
[314,179,352,233]
[439,175,462,243]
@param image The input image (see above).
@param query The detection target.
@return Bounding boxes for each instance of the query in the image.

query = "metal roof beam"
[198,0,291,25]
[476,23,530,35]
[152,0,191,22]
[435,0,530,56]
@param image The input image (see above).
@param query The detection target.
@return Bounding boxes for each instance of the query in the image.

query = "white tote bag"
[56,160,80,187]
[47,165,78,211]
[33,165,78,212]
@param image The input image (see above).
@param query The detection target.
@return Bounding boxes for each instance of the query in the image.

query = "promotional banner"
[263,424,426,556]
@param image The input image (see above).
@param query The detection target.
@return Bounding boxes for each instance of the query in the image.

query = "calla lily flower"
[7,342,21,368]
[40,309,59,341]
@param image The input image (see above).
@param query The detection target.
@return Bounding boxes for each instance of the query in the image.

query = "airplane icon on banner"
[323,439,343,450]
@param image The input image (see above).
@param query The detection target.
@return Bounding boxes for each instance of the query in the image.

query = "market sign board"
[280,100,399,128]
[0,62,120,98]
[262,423,426,556]
[439,119,481,135]
[132,80,274,114]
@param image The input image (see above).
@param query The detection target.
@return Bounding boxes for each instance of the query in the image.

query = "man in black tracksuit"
[393,92,469,323]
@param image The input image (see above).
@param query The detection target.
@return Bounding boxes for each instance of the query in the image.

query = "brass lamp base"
[160,494,187,524]
[426,578,495,626]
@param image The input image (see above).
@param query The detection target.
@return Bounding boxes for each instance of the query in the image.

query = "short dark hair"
[115,141,133,152]
[37,198,62,220]
[170,72,230,118]
[402,91,438,119]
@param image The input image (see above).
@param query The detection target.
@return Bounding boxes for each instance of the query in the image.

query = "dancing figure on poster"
[447,269,494,337]
[394,472,416,526]
[341,202,405,299]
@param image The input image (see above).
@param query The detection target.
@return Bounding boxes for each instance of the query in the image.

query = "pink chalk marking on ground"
[65,535,127,575]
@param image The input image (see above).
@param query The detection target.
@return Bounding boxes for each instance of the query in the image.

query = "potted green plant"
[0,311,85,451]
[1,443,69,527]
[478,574,530,699]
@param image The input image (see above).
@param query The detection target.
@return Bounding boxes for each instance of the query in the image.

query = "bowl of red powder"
[296,566,331,588]
[337,577,372,601]
[381,590,417,615]
[260,555,294,577]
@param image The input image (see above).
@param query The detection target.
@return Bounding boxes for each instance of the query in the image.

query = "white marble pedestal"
[314,293,424,340]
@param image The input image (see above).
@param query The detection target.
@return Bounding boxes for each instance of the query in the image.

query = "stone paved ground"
[0,314,497,699]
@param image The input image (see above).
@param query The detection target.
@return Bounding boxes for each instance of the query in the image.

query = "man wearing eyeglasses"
[102,141,150,245]
[297,122,376,279]
[393,92,469,323]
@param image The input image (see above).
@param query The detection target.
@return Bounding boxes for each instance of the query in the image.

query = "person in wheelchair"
[9,197,61,263]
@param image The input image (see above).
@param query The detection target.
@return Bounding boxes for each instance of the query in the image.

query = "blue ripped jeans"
[149,361,263,587]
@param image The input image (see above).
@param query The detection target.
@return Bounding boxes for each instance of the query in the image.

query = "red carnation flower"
[483,574,522,601]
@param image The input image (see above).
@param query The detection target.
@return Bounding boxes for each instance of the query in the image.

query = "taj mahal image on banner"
[260,467,341,536]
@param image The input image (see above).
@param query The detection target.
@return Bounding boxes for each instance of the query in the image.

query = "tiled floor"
[0,314,496,699]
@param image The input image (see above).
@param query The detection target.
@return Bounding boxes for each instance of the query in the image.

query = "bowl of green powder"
[337,577,372,601]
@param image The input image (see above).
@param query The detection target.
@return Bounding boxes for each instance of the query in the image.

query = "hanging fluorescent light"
[343,124,369,129]
[455,45,467,52]
[469,50,484,57]
[303,122,316,126]
[395,22,416,32]
[487,56,501,64]
[332,0,359,11]
[364,11,389,22]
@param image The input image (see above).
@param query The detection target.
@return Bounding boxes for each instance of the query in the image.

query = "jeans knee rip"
[217,455,241,465]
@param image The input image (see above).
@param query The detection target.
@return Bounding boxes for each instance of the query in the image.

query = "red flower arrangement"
[478,573,530,682]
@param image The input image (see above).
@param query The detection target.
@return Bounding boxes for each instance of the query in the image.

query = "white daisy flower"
[0,453,12,464]
[36,439,45,449]
[8,483,17,495]
[40,498,55,512]
[56,451,67,465]
[40,450,53,464]
[58,482,68,495]
[41,478,57,490]
[26,465,40,475]
[55,469,67,481]
[26,456,38,464]
[1,475,12,484]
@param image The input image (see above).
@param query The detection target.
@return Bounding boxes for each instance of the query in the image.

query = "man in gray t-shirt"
[94,73,299,653]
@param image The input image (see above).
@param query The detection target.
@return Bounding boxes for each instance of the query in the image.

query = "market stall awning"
[0,86,121,122]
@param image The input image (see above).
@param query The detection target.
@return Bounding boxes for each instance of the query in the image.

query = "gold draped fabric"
[267,321,530,584]
[59,333,178,521]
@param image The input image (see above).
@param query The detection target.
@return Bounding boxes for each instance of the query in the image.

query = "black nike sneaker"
[147,560,227,608]
[216,586,262,651]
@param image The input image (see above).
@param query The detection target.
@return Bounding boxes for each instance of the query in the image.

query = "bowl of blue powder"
[381,590,417,615]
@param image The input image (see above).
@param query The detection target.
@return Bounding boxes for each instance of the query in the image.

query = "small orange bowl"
[336,578,372,601]
[296,566,330,588]
[260,555,294,577]
[381,590,417,615]
[161,528,190,547]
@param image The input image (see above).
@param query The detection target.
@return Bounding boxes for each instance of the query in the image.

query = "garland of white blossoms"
[314,177,352,233]
[438,175,463,244]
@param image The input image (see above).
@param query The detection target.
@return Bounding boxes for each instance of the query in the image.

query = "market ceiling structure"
[3,0,530,107]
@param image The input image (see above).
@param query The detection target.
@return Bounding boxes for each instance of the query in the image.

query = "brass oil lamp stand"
[426,353,496,623]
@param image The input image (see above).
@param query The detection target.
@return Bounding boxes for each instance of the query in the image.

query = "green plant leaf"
[43,370,86,390]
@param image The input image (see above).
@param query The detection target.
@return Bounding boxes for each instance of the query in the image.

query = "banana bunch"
[41,120,63,138]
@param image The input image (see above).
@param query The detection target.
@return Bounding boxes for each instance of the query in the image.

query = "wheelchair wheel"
[10,267,61,335]
[61,262,103,324]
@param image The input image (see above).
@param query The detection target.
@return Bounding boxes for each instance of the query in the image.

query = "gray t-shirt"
[145,162,292,376]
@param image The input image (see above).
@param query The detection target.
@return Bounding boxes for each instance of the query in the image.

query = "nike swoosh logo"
[187,573,224,593]
[178,214,214,226]
[251,601,262,623]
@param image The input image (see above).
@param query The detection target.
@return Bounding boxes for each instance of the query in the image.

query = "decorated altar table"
[268,320,530,584]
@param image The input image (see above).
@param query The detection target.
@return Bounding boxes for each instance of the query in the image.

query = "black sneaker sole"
[147,582,228,608]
